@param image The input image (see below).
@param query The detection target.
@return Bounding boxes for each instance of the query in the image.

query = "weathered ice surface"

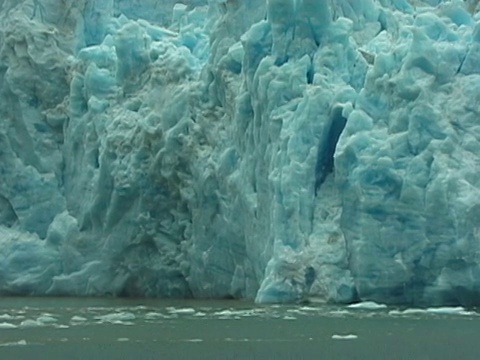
[0,0,479,306]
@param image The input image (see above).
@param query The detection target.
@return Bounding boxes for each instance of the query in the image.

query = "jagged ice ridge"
[0,0,480,306]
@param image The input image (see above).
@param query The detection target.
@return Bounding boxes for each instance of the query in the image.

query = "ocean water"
[0,298,479,359]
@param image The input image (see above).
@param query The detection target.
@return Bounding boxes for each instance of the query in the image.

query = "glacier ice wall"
[1,0,480,306]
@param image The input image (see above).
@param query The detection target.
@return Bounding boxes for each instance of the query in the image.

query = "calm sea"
[0,297,479,359]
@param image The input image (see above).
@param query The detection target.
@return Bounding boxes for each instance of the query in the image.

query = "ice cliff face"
[0,0,480,306]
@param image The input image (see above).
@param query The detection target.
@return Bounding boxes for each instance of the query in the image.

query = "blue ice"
[0,0,479,306]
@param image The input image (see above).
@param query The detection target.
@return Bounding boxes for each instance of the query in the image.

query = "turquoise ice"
[0,0,480,306]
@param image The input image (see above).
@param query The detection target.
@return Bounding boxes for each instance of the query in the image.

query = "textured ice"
[0,0,480,306]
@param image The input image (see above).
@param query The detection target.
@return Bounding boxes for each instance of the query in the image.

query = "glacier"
[0,0,480,306]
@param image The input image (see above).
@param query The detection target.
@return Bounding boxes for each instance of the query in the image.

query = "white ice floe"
[19,319,43,328]
[95,312,136,323]
[425,307,475,316]
[70,316,88,322]
[329,310,351,316]
[390,307,476,316]
[332,334,358,340]
[166,307,196,315]
[347,302,387,310]
[0,314,14,320]
[0,340,27,347]
[36,315,58,324]
[144,312,170,320]
[0,322,17,329]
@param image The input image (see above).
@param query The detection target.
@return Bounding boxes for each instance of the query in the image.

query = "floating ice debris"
[213,309,258,317]
[286,309,308,316]
[213,310,235,317]
[389,307,477,316]
[37,315,58,324]
[95,312,136,323]
[425,307,475,316]
[388,308,427,316]
[71,316,88,322]
[332,334,358,340]
[347,302,387,310]
[0,322,17,329]
[185,339,203,342]
[117,338,130,342]
[0,340,27,347]
[329,310,351,316]
[19,319,43,328]
[166,307,196,315]
[144,312,168,320]
[299,306,319,312]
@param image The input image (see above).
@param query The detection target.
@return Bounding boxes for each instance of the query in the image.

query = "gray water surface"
[0,298,479,359]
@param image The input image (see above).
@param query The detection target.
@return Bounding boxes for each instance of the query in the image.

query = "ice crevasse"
[0,0,480,306]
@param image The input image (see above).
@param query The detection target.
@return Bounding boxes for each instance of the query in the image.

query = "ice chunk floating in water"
[1,0,480,306]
